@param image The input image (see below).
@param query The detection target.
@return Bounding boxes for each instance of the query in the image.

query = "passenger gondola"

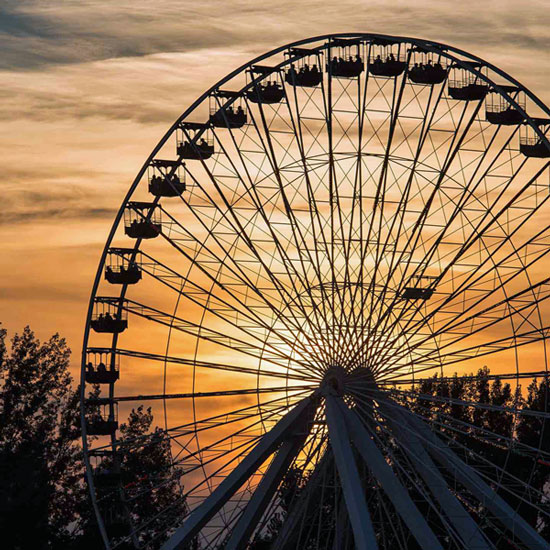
[520,118,550,158]
[448,62,489,101]
[368,53,406,77]
[210,90,247,128]
[177,122,215,159]
[105,248,142,285]
[368,38,406,77]
[285,48,323,87]
[94,467,121,489]
[124,202,161,239]
[105,264,141,284]
[246,81,285,104]
[86,399,118,436]
[401,287,434,300]
[210,105,247,128]
[285,63,323,87]
[90,313,127,333]
[90,298,128,333]
[85,352,119,384]
[485,86,525,125]
[246,65,285,103]
[327,38,364,78]
[408,60,447,84]
[148,159,186,197]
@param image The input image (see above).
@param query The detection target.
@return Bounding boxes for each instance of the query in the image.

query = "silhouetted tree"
[0,326,84,549]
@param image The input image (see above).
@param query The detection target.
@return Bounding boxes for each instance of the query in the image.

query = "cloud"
[1,0,549,72]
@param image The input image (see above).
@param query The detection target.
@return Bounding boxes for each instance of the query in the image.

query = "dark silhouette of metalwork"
[81,33,550,550]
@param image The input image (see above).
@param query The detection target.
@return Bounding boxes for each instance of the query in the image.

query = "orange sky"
[2,0,550,407]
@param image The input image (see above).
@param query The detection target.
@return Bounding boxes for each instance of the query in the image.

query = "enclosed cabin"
[105,248,142,285]
[102,499,129,539]
[448,61,489,101]
[520,118,550,158]
[246,65,285,104]
[89,451,121,490]
[209,90,247,129]
[124,202,161,239]
[368,38,407,78]
[177,122,214,160]
[85,349,119,384]
[90,297,128,334]
[285,47,323,87]
[327,38,364,78]
[486,86,525,125]
[148,159,186,197]
[400,275,436,301]
[401,287,434,300]
[85,398,118,436]
[408,45,448,85]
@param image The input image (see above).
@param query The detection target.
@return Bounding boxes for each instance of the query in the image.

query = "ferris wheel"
[81,33,550,550]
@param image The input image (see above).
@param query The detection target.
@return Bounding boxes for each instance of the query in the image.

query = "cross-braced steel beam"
[336,397,444,550]
[378,400,494,549]
[399,403,549,550]
[225,433,309,550]
[161,394,318,550]
[325,395,378,550]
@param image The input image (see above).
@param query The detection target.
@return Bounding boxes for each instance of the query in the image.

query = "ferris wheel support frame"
[81,32,550,549]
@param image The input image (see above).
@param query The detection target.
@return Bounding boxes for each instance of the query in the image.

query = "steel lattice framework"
[81,33,550,550]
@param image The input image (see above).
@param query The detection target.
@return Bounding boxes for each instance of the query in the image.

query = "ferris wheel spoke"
[109,384,313,403]
[243,90,339,360]
[119,297,323,378]
[94,346,315,382]
[377,157,548,358]
[371,220,550,373]
[381,386,550,421]
[378,323,550,380]
[365,95,489,363]
[355,82,445,346]
[209,98,337,365]
[280,76,344,353]
[127,245,327,377]
[374,151,548,366]
[157,196,328,376]
[360,57,412,359]
[356,90,474,363]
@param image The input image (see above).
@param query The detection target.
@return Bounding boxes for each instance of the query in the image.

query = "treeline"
[0,326,185,550]
[1,325,549,549]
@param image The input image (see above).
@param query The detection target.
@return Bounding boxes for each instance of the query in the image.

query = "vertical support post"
[325,395,379,550]
[378,400,493,549]
[225,433,308,550]
[399,403,549,550]
[338,398,444,550]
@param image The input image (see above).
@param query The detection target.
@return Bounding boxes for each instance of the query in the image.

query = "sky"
[2,0,550,381]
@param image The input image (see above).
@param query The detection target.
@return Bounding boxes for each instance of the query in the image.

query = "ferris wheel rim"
[81,33,550,550]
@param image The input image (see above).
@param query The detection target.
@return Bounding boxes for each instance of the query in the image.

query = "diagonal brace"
[162,394,318,550]
[337,398,444,550]
[325,395,378,550]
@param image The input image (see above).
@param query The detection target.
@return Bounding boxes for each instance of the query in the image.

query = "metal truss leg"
[379,402,493,549]
[325,395,378,550]
[225,433,307,550]
[161,395,318,550]
[270,452,332,550]
[399,404,549,550]
[336,398,444,550]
